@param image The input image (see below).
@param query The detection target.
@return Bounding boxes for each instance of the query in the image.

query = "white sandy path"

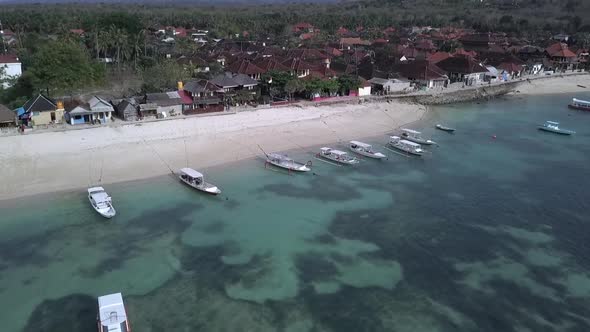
[0,101,425,200]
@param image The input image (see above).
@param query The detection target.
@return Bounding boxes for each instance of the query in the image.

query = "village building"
[545,42,577,71]
[182,79,224,114]
[0,54,22,88]
[114,99,139,121]
[436,55,488,86]
[22,94,63,126]
[227,59,265,80]
[393,61,449,89]
[0,104,16,129]
[368,78,412,94]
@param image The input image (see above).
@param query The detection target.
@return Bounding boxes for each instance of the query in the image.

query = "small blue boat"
[538,121,575,135]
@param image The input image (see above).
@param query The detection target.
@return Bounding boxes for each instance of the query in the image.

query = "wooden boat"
[348,141,386,159]
[387,136,424,156]
[435,124,456,133]
[538,121,575,135]
[179,168,221,195]
[317,147,360,165]
[87,187,116,218]
[401,128,436,145]
[266,153,311,172]
[568,98,590,111]
[97,293,131,332]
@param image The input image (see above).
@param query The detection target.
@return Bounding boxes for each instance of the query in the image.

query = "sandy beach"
[1,74,588,201]
[0,101,426,200]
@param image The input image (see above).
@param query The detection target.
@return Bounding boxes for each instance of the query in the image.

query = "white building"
[0,55,22,88]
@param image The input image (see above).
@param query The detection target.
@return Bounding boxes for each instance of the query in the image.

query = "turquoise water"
[2,94,590,331]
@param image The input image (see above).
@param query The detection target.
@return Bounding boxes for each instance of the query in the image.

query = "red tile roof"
[454,48,477,58]
[498,62,523,73]
[227,59,265,75]
[427,52,452,64]
[340,37,370,47]
[255,58,291,73]
[337,27,349,35]
[282,58,313,71]
[70,29,85,35]
[545,43,576,58]
[372,38,389,45]
[0,54,20,64]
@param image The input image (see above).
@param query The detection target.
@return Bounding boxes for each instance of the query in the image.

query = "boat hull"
[538,127,574,135]
[568,104,590,111]
[88,197,116,218]
[267,160,311,172]
[402,135,435,145]
[180,178,221,195]
[387,143,423,156]
[319,154,359,165]
[348,148,387,159]
[436,125,455,132]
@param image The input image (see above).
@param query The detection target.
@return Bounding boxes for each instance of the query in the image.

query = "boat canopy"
[98,293,127,324]
[573,98,590,105]
[320,147,332,152]
[400,140,421,147]
[88,186,106,194]
[91,192,110,202]
[546,121,559,125]
[350,141,372,148]
[180,168,203,179]
[331,150,348,156]
[402,128,421,134]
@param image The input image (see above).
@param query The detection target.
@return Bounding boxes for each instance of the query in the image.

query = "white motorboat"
[401,128,436,145]
[88,187,116,218]
[317,147,360,165]
[568,98,590,111]
[179,168,221,195]
[266,153,312,172]
[97,293,131,332]
[538,121,575,135]
[388,136,424,156]
[349,141,387,159]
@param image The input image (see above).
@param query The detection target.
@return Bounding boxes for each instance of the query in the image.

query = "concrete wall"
[400,81,521,105]
[31,109,64,126]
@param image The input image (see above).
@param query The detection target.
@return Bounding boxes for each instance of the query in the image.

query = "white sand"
[517,73,590,96]
[0,101,426,200]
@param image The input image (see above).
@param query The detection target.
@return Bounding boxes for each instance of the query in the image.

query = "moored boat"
[387,136,424,156]
[179,168,222,195]
[435,124,456,133]
[266,153,312,172]
[97,293,130,332]
[317,147,360,165]
[568,98,590,111]
[349,141,387,159]
[88,187,116,218]
[401,128,436,145]
[538,121,575,135]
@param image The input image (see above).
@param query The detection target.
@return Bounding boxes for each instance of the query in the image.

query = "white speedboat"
[401,128,436,145]
[266,153,311,172]
[97,293,131,332]
[179,168,221,195]
[88,187,116,218]
[349,141,387,159]
[318,147,360,165]
[388,136,424,156]
[538,121,575,135]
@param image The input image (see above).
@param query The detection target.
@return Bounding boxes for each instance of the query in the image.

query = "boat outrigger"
[317,147,360,165]
[435,124,456,133]
[179,168,222,195]
[538,121,575,135]
[348,141,387,159]
[97,293,130,332]
[387,136,424,156]
[401,128,436,145]
[568,98,590,111]
[266,153,312,172]
[88,187,116,218]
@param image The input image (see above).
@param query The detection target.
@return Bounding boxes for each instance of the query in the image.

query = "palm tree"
[131,29,145,70]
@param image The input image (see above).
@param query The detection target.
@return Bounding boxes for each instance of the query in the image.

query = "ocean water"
[1,93,590,332]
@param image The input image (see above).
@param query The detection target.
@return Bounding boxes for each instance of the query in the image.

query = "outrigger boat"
[401,128,436,145]
[387,136,424,156]
[88,187,116,218]
[538,121,575,135]
[266,153,312,172]
[348,141,387,159]
[435,124,456,133]
[97,293,131,332]
[568,98,590,111]
[179,168,221,195]
[317,147,360,165]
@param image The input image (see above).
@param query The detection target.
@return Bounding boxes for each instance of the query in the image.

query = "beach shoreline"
[1,73,589,201]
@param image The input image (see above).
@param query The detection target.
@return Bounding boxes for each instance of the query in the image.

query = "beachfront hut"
[22,94,63,126]
[0,104,17,129]
[368,77,412,94]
